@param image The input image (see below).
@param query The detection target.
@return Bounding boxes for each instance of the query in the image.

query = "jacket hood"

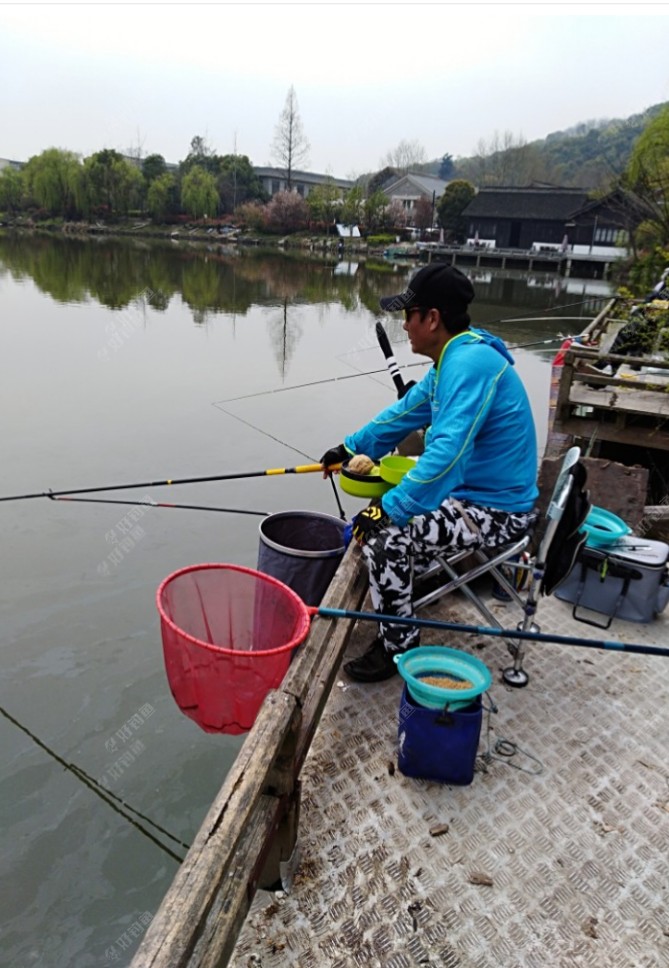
[469,327,515,365]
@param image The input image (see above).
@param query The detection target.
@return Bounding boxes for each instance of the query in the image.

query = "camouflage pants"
[362,499,534,652]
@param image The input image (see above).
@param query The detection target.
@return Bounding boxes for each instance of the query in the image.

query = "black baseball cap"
[379,263,475,315]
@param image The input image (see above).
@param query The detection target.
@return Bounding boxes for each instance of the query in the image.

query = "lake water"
[0,234,611,967]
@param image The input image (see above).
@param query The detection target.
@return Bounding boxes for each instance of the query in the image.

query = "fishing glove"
[352,499,391,546]
[320,443,349,471]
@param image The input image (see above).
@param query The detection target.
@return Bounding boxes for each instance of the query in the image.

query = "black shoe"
[344,637,403,683]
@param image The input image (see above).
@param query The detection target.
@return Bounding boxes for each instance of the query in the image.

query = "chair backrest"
[538,446,592,596]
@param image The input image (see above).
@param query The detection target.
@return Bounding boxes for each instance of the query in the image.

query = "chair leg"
[414,541,531,660]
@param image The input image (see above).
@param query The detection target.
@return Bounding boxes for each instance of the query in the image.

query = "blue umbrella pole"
[315,606,669,659]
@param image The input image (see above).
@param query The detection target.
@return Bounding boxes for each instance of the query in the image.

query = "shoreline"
[0,218,381,256]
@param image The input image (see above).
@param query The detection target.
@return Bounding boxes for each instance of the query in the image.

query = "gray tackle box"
[554,537,669,628]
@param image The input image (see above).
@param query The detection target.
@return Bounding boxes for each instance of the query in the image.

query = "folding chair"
[413,534,533,629]
[502,445,590,686]
[413,446,590,688]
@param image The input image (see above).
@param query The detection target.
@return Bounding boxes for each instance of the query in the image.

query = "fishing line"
[0,704,188,862]
[217,334,572,405]
[214,407,351,520]
[214,405,316,462]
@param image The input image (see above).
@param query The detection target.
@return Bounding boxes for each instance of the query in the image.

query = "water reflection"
[0,233,610,335]
[0,235,380,323]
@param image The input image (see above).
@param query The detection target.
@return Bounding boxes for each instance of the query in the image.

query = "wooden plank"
[552,415,669,451]
[130,692,300,968]
[569,385,669,417]
[189,795,278,968]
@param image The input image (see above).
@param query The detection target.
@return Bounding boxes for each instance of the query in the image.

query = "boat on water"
[383,243,420,260]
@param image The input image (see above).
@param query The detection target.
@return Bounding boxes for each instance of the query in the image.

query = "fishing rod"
[484,297,608,326]
[376,321,407,397]
[51,496,269,517]
[0,463,334,504]
[313,606,669,659]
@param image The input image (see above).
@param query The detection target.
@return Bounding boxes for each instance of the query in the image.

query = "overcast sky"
[2,3,668,177]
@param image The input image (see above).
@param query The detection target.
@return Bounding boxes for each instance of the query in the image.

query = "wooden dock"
[416,244,620,279]
[553,347,669,451]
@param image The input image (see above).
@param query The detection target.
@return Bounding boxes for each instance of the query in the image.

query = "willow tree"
[24,148,81,217]
[180,166,219,218]
[271,86,310,191]
[0,167,25,214]
[626,106,669,248]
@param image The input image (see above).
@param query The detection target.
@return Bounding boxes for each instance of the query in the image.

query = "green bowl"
[379,455,417,485]
[339,462,392,499]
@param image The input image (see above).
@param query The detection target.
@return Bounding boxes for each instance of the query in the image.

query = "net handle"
[156,563,312,657]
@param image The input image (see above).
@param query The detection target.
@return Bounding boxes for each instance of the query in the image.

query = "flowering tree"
[264,190,308,233]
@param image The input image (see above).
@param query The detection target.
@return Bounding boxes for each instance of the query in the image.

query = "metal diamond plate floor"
[230,585,669,968]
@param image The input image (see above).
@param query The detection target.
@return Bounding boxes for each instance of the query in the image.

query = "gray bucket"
[257,510,347,607]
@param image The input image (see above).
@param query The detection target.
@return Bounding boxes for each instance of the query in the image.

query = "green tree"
[217,154,267,213]
[80,149,143,216]
[307,178,341,233]
[24,148,81,217]
[142,153,167,184]
[437,179,476,239]
[438,153,455,180]
[147,172,177,219]
[364,189,389,233]
[181,166,219,218]
[340,184,364,227]
[0,167,25,214]
[625,106,669,247]
[366,166,398,196]
[181,135,219,175]
[271,86,310,191]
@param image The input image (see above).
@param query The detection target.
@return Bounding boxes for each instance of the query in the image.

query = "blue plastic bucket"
[397,685,483,785]
[580,506,630,548]
[394,646,491,711]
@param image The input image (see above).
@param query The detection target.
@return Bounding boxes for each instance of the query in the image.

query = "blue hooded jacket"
[344,328,538,527]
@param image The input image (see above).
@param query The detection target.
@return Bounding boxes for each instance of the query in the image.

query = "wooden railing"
[130,544,367,968]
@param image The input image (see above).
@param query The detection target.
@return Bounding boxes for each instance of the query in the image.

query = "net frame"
[156,563,312,657]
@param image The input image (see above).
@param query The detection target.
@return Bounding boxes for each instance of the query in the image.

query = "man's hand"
[320,443,349,477]
[351,500,391,546]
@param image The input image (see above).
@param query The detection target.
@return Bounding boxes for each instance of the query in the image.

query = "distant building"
[0,158,25,172]
[253,167,354,199]
[461,186,640,256]
[380,172,449,223]
[463,187,588,249]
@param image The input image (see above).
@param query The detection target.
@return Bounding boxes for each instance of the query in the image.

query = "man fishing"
[321,263,538,682]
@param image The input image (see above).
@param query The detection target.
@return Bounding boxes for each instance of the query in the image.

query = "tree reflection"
[0,234,414,343]
[267,297,303,379]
